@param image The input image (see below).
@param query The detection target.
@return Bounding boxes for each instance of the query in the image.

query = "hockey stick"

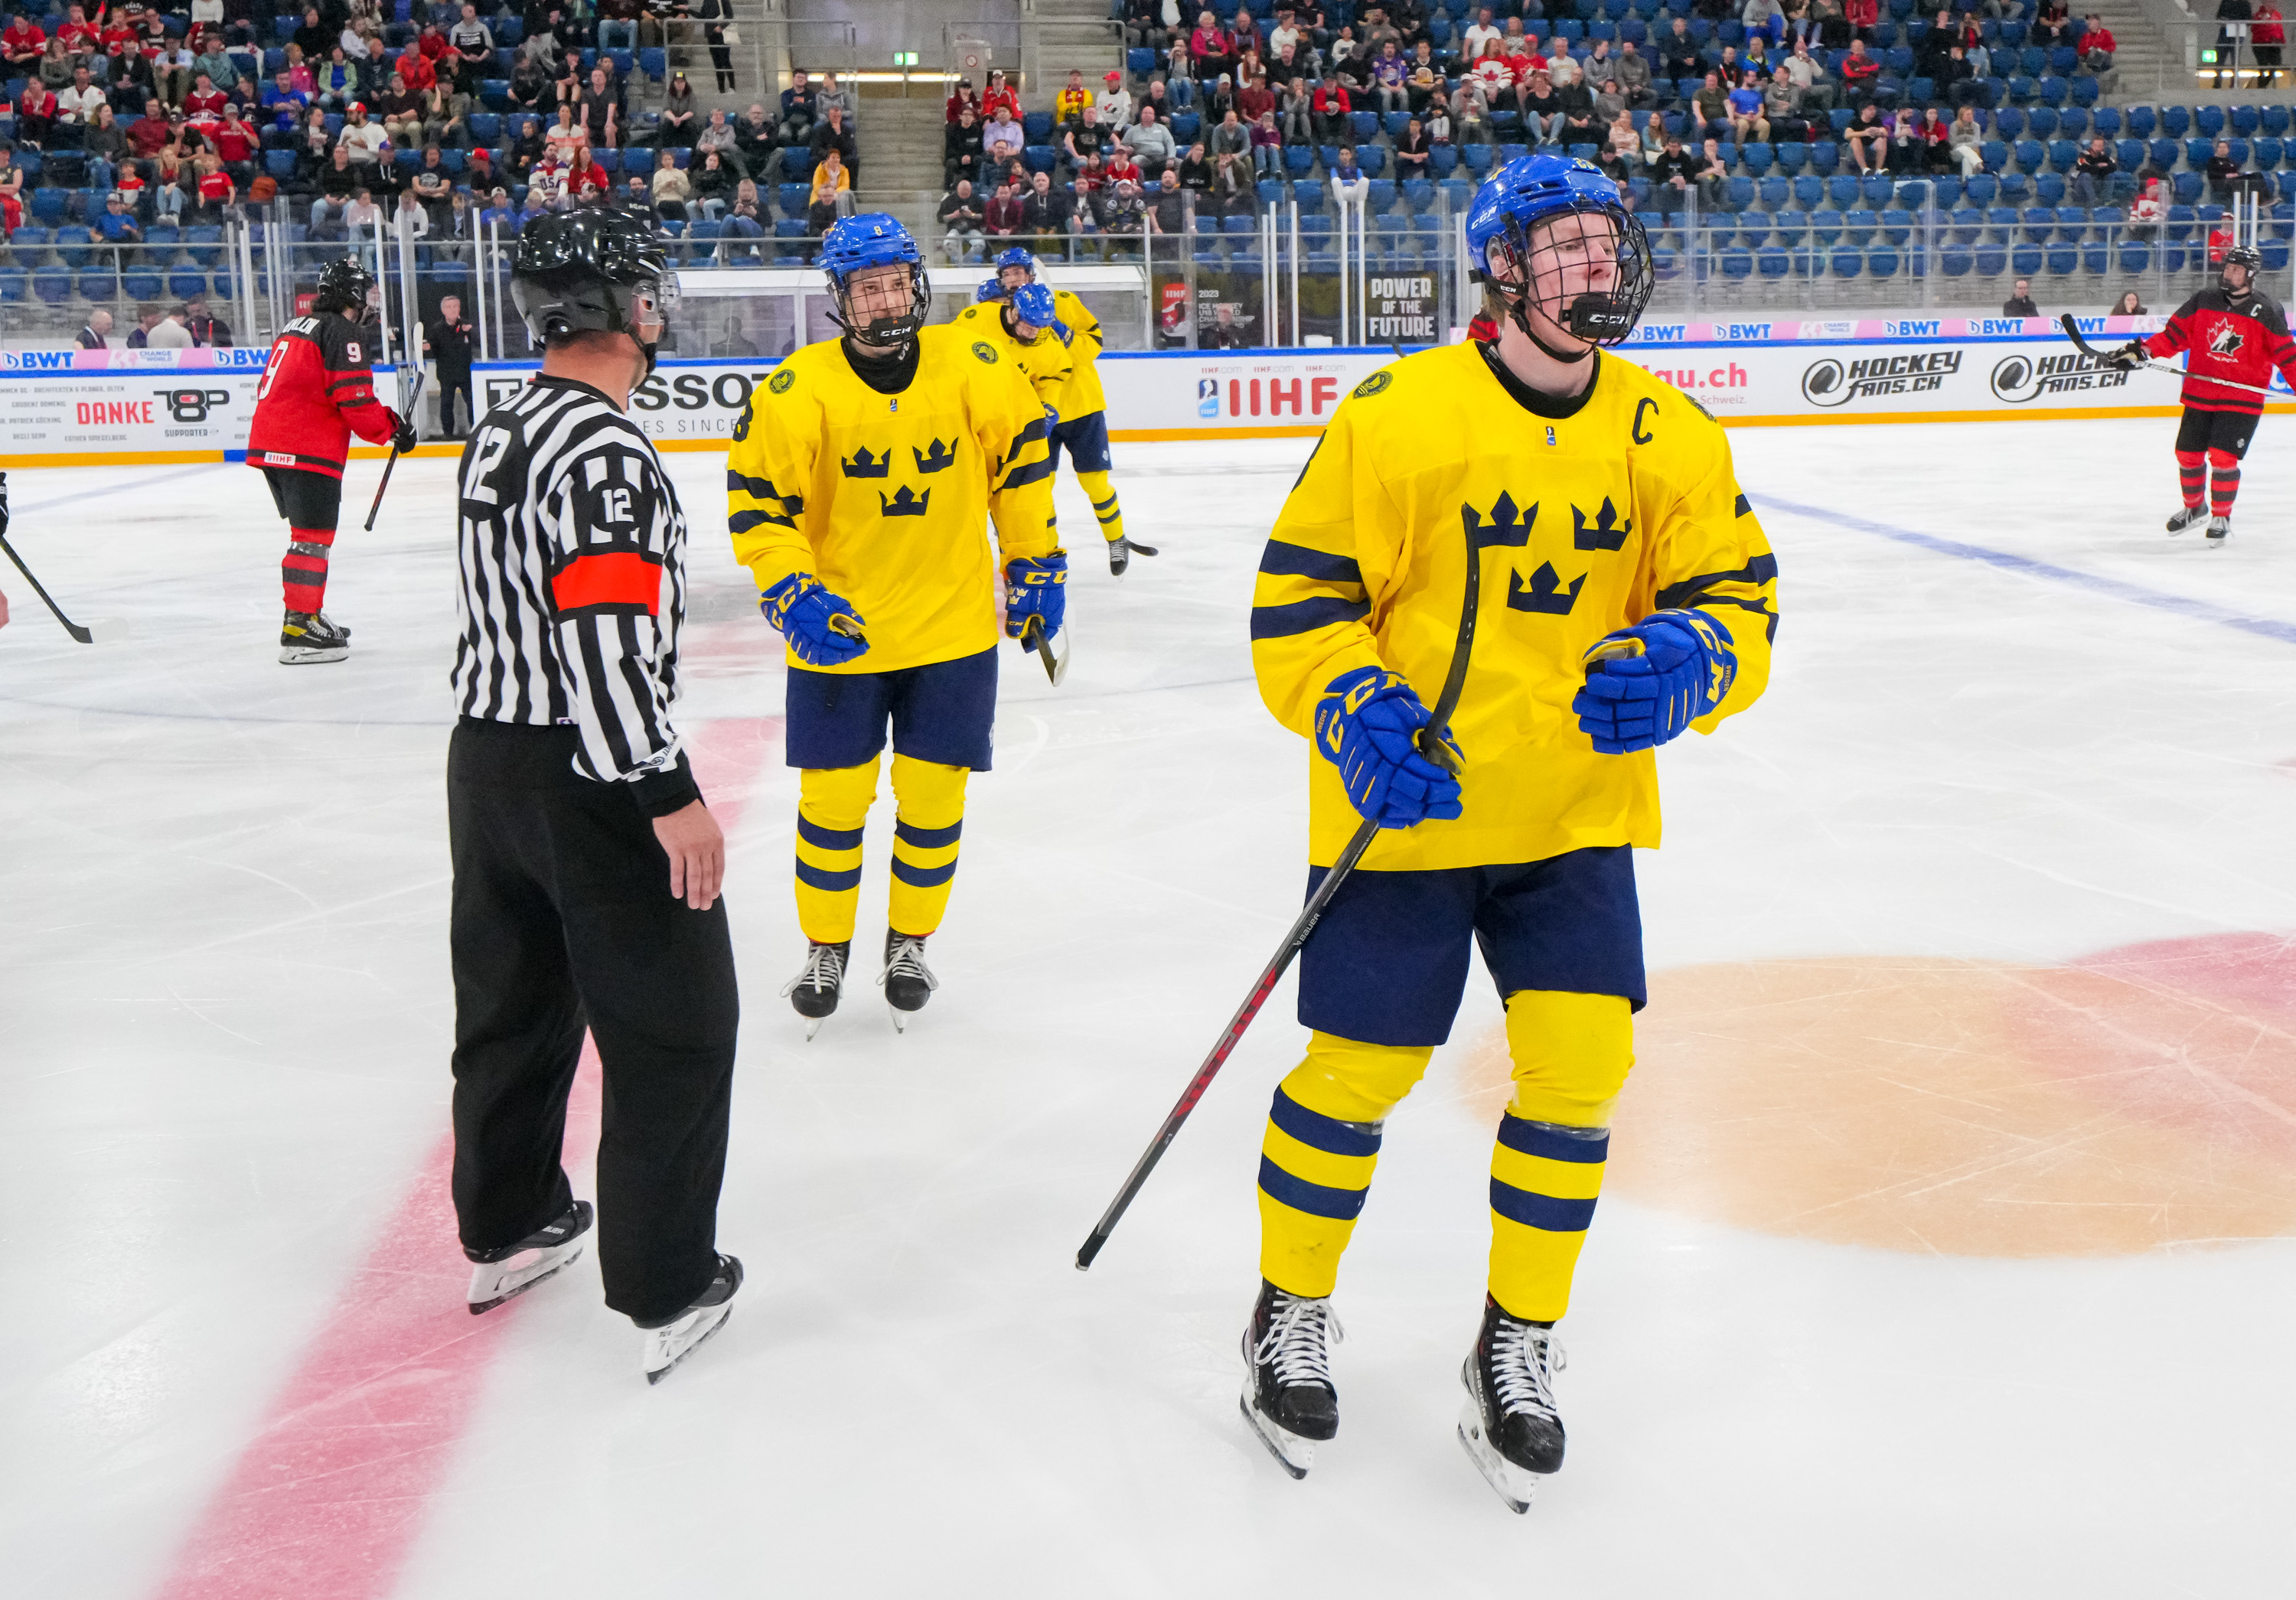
[0,477,128,644]
[1074,511,1480,1273]
[362,370,428,533]
[1021,614,1068,686]
[2060,314,2288,402]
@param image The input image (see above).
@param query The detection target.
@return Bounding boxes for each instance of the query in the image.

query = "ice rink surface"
[5,414,2296,1598]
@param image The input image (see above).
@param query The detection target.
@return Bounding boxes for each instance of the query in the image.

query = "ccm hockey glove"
[1573,608,1737,754]
[1005,551,1068,649]
[760,573,869,666]
[1314,666,1464,829]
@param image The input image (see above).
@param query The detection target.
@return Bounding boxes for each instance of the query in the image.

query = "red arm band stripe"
[551,550,660,614]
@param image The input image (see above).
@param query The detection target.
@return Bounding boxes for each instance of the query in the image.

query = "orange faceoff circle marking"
[1461,936,2296,1258]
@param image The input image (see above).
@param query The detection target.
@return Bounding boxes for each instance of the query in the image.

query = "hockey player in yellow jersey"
[726,214,1063,1035]
[969,282,1075,415]
[1236,157,1778,1510]
[960,248,1155,575]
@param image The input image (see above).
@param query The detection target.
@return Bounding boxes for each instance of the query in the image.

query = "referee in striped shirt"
[447,210,742,1382]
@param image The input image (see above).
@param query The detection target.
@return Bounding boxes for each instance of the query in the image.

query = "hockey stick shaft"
[2059,314,2287,401]
[363,370,428,533]
[1075,501,1481,1273]
[0,530,96,644]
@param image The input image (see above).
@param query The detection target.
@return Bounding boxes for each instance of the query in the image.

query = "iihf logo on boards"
[1197,377,1219,419]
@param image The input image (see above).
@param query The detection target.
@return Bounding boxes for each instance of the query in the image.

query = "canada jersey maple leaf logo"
[2209,324,2246,358]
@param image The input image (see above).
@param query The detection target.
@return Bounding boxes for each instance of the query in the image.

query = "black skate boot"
[1239,1279,1342,1478]
[465,1198,592,1315]
[2167,504,2209,535]
[1457,1295,1567,1514]
[279,608,351,664]
[634,1253,742,1385]
[780,940,849,1040]
[1106,534,1158,575]
[879,930,938,1032]
[2207,514,2232,543]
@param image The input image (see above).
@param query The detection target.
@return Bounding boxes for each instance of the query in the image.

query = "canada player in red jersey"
[246,256,415,663]
[2110,245,2296,544]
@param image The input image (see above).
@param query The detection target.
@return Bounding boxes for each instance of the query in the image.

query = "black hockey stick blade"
[0,530,127,643]
[1074,502,1485,1272]
[363,370,429,532]
[2058,312,2112,360]
[1022,614,1068,686]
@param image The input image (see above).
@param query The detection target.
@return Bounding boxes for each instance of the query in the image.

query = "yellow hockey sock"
[1257,1032,1433,1299]
[886,754,969,937]
[1486,989,1635,1322]
[1078,469,1125,544]
[794,759,880,944]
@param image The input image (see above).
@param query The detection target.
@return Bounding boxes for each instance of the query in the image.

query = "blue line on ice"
[1757,494,2296,648]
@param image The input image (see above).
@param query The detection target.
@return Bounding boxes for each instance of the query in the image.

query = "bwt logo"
[1200,373,1342,421]
[1800,350,1962,407]
[155,387,232,422]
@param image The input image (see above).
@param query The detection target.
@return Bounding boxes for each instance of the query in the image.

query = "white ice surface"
[3,422,2295,1598]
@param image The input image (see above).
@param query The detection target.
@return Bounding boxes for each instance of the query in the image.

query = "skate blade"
[279,644,350,664]
[804,1016,824,1041]
[1238,1392,1316,1480]
[1456,1397,1538,1515]
[889,1005,907,1035]
[643,1302,732,1385]
[467,1240,585,1315]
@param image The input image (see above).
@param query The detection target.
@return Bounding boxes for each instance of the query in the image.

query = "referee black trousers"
[447,718,739,1325]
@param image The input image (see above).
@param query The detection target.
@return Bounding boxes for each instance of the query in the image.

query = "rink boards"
[3,313,2288,463]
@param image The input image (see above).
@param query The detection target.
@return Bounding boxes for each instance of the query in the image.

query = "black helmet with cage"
[311,256,375,315]
[510,208,679,373]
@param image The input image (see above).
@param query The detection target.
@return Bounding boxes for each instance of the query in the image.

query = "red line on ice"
[152,715,780,1600]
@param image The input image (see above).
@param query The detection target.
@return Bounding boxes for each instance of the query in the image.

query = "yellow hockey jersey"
[954,286,1107,419]
[1251,341,1778,872]
[728,326,1058,675]
[966,304,1076,415]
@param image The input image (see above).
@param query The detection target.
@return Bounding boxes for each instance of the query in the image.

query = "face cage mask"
[1482,200,1655,363]
[832,262,932,350]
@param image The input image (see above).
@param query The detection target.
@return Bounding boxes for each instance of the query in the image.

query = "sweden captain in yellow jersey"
[960,247,1156,575]
[726,214,1063,1034]
[1233,157,1779,1510]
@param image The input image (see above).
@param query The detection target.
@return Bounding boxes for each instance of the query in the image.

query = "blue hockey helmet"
[1464,154,1652,350]
[974,276,1003,304]
[820,213,931,347]
[1009,282,1058,332]
[993,245,1037,275]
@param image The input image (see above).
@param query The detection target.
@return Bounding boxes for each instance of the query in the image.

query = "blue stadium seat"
[2161,104,2190,138]
[2198,105,2228,138]
[2027,105,2059,138]
[1843,207,1878,243]
[1023,111,1053,141]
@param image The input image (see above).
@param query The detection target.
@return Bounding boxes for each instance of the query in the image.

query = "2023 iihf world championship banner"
[4,315,2289,462]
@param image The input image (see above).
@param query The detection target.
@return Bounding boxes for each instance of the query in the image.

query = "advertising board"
[5,314,2290,463]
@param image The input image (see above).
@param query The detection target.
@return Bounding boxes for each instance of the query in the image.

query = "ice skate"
[465,1199,592,1315]
[637,1253,742,1385]
[1456,1295,1567,1514]
[1238,1279,1342,1479]
[279,608,351,664]
[1107,535,1158,576]
[2207,515,2232,543]
[2166,504,2209,535]
[879,930,938,1031]
[780,940,848,1039]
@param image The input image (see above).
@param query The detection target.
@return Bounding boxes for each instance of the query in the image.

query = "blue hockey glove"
[1313,666,1464,829]
[1005,552,1068,650]
[761,573,869,666]
[1572,608,1737,755]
